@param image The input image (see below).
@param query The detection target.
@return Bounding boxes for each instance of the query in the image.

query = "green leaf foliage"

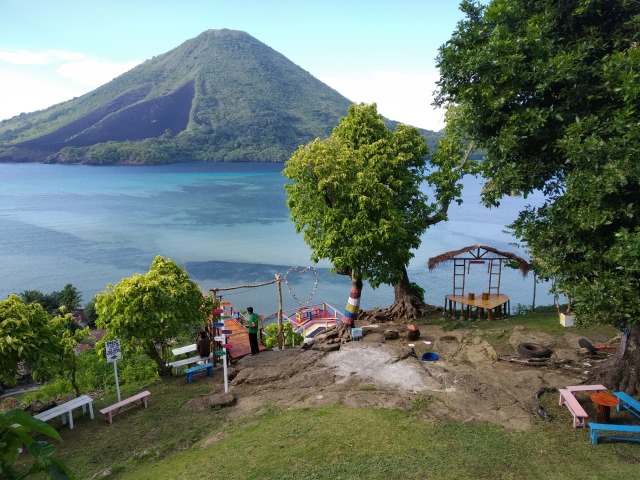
[1,409,72,479]
[0,295,64,386]
[283,103,432,288]
[436,0,639,328]
[95,256,206,375]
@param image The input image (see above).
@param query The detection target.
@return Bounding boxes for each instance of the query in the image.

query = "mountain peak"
[0,30,353,164]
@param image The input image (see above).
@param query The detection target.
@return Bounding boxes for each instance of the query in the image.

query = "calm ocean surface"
[0,162,553,317]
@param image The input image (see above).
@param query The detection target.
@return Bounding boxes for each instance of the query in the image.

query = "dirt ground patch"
[189,322,615,431]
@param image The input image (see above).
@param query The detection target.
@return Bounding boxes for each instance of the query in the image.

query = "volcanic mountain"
[2,29,426,164]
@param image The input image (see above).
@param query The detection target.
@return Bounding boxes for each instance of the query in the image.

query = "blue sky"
[0,0,466,131]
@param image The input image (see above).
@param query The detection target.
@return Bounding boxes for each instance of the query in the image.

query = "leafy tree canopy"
[0,295,64,386]
[19,284,82,317]
[435,0,639,328]
[283,103,432,289]
[95,256,207,375]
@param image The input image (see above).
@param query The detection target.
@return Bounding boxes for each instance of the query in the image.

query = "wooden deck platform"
[444,293,510,319]
[284,304,343,338]
[216,317,266,360]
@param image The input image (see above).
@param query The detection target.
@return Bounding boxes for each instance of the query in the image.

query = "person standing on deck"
[247,307,260,355]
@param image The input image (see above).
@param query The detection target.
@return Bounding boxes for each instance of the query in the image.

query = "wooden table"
[445,293,510,319]
[591,392,619,423]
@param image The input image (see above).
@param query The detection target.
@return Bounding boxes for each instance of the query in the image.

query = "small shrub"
[410,282,425,303]
[512,303,533,315]
[22,378,73,405]
[263,322,303,349]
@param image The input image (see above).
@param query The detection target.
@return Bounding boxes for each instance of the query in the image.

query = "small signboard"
[213,322,225,328]
[105,339,122,363]
[221,329,233,335]
[214,335,225,342]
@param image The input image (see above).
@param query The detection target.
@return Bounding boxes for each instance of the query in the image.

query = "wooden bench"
[614,391,640,420]
[185,363,213,383]
[588,422,640,445]
[566,384,607,394]
[34,395,94,429]
[558,388,589,428]
[168,353,213,374]
[99,390,151,424]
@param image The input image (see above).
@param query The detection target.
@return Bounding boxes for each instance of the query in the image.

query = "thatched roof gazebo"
[428,244,530,319]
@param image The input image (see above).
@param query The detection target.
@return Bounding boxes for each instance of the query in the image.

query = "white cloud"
[0,48,87,65]
[56,60,141,86]
[0,49,141,120]
[320,70,445,132]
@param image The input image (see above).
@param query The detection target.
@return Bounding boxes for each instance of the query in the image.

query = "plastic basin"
[421,352,439,362]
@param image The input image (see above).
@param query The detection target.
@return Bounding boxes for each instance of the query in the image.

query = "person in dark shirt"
[247,307,260,355]
[196,331,211,360]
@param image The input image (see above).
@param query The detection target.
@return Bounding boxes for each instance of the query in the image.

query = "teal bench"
[185,363,213,383]
[614,391,640,420]
[589,422,640,445]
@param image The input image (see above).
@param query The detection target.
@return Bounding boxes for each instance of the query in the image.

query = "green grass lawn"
[24,311,639,479]
[52,390,640,480]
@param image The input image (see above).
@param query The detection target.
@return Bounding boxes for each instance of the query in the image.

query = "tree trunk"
[146,345,172,377]
[359,266,436,323]
[70,356,80,397]
[594,323,640,395]
[342,275,363,328]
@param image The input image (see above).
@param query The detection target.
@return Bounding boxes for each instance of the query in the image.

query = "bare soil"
[187,321,616,431]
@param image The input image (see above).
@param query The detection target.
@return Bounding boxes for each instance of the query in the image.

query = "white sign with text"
[105,339,122,363]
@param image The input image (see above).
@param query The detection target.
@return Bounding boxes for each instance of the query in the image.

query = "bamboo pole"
[276,274,284,349]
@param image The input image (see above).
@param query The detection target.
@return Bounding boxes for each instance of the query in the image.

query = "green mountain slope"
[0,29,440,164]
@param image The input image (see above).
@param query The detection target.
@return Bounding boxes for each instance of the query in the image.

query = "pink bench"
[559,388,589,428]
[99,390,151,424]
[566,384,607,394]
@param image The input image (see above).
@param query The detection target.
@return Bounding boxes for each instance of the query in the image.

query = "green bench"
[185,363,213,383]
[589,422,640,445]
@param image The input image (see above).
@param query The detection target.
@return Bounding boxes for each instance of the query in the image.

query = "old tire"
[578,338,598,355]
[517,342,552,358]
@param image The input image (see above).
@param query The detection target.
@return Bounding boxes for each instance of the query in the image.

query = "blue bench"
[589,423,640,445]
[614,391,640,420]
[185,363,213,383]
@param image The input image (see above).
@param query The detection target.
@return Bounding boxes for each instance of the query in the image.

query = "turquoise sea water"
[0,162,553,317]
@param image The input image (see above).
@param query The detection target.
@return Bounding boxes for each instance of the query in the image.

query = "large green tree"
[436,0,639,392]
[95,256,206,376]
[0,295,63,386]
[283,103,474,324]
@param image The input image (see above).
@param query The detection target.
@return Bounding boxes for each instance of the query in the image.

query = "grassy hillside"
[12,310,635,480]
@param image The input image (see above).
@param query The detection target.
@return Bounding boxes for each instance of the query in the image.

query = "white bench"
[168,353,213,374]
[558,388,589,428]
[99,390,151,424]
[34,395,94,429]
[172,343,197,356]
